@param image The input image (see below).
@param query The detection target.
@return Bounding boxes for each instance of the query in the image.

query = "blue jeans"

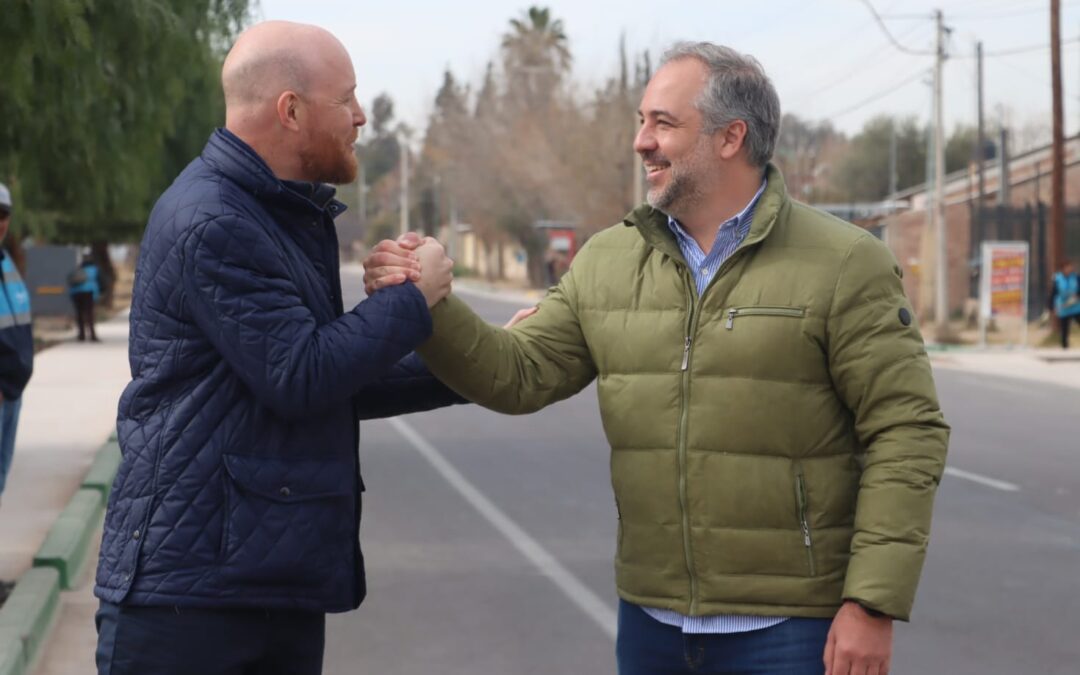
[95,601,325,675]
[0,397,23,496]
[616,600,831,675]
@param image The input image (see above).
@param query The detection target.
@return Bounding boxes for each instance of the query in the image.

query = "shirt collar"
[666,178,768,239]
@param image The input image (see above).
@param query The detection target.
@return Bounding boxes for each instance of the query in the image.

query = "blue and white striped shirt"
[639,178,788,635]
[667,179,767,296]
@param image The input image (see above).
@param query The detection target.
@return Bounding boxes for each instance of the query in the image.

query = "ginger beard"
[299,124,358,185]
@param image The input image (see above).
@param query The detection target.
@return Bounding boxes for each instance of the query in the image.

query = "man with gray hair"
[369,41,948,674]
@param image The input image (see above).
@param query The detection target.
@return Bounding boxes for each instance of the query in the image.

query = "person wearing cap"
[0,182,34,504]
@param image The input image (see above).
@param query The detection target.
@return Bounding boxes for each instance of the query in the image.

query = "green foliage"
[830,115,928,201]
[363,134,401,188]
[0,0,251,243]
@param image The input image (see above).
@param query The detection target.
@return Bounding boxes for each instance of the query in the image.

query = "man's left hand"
[823,601,893,675]
[503,306,537,329]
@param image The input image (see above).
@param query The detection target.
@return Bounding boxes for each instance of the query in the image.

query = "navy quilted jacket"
[95,129,460,612]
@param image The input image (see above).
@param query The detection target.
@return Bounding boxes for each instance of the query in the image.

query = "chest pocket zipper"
[726,306,805,330]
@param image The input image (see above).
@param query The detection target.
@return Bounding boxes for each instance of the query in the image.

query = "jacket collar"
[624,163,789,264]
[201,128,347,219]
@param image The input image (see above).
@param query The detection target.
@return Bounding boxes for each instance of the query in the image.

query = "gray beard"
[647,169,704,219]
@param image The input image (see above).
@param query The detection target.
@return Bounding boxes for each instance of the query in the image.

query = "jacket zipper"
[676,271,699,613]
[794,469,817,576]
[725,306,805,330]
[675,236,762,613]
[672,219,777,613]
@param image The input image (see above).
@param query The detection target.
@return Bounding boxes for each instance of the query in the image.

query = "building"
[870,135,1080,319]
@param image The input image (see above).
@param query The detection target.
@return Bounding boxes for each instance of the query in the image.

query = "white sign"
[979,241,1029,347]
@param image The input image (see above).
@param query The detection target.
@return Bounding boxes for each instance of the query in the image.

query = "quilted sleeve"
[826,234,950,621]
[183,215,433,420]
[353,352,467,420]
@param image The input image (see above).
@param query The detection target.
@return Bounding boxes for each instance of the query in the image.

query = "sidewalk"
[928,346,1080,391]
[0,313,130,674]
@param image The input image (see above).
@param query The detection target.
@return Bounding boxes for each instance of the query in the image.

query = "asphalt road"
[325,272,1080,675]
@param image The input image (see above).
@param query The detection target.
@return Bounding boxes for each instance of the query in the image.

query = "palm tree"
[500,6,571,106]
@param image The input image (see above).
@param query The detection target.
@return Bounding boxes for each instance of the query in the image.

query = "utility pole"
[918,76,936,319]
[933,9,950,334]
[398,128,410,237]
[355,144,366,232]
[888,117,898,198]
[632,52,652,207]
[975,41,986,241]
[998,127,1011,209]
[1050,0,1066,278]
[633,116,644,205]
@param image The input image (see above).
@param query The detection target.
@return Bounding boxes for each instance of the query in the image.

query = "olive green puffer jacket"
[419,166,948,621]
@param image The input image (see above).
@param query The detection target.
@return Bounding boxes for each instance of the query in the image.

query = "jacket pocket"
[97,492,156,599]
[221,453,353,587]
[794,467,817,577]
[725,306,805,330]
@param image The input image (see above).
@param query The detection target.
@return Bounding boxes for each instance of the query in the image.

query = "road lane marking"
[944,466,1020,492]
[387,417,618,640]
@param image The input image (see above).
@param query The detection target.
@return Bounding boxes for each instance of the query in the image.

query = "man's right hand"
[414,237,454,308]
[363,233,423,295]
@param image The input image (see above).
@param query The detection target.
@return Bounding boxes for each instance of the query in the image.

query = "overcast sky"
[256,0,1078,145]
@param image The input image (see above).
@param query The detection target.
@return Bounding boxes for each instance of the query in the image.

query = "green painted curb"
[82,440,121,499]
[0,568,60,675]
[0,637,25,675]
[32,490,104,590]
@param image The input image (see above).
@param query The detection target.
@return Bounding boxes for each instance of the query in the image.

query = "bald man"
[93,22,459,674]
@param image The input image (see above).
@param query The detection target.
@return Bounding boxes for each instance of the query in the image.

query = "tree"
[360,93,401,188]
[829,116,927,201]
[369,93,396,136]
[500,6,571,109]
[0,0,250,297]
[773,114,843,202]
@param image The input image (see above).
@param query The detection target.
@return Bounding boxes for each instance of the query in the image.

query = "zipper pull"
[726,309,737,330]
[681,336,692,370]
[801,521,812,547]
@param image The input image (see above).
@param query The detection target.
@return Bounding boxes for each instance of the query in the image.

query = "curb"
[454,282,545,307]
[0,435,120,675]
[81,440,121,500]
[0,568,61,675]
[32,489,105,589]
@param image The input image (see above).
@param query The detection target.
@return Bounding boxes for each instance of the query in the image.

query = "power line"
[798,21,929,99]
[950,35,1080,58]
[953,0,1080,21]
[858,0,936,55]
[821,69,928,120]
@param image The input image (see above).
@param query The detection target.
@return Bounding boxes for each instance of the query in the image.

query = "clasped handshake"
[363,233,537,327]
[362,232,452,307]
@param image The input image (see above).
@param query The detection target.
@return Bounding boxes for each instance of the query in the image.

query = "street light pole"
[398,128,410,237]
[354,141,366,232]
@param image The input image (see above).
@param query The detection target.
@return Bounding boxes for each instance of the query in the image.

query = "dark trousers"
[72,291,97,340]
[615,601,831,675]
[95,601,325,675]
[1060,315,1080,349]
